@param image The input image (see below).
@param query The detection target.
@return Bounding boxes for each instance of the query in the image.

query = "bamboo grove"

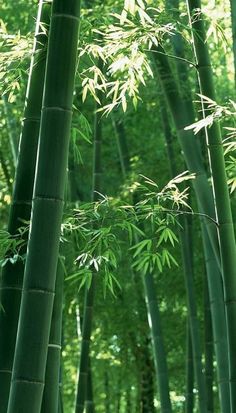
[0,0,236,412]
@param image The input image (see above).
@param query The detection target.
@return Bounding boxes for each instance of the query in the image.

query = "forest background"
[0,0,236,412]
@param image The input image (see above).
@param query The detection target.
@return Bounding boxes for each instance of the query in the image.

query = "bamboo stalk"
[0,3,50,411]
[185,324,194,413]
[143,273,172,413]
[230,0,236,85]
[186,2,236,411]
[40,258,64,413]
[204,279,214,413]
[75,59,103,413]
[7,1,80,411]
[155,49,230,412]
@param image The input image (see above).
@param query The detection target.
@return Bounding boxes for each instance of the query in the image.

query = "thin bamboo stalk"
[0,148,12,192]
[40,258,64,413]
[75,62,102,413]
[143,273,172,413]
[114,118,172,413]
[180,215,207,413]
[2,94,18,167]
[186,3,236,411]
[185,324,194,413]
[204,280,214,413]
[0,3,50,411]
[7,1,80,411]
[230,0,236,85]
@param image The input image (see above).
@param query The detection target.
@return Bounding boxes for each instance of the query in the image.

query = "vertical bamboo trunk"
[85,361,95,413]
[40,258,64,413]
[114,118,172,412]
[154,49,230,412]
[180,215,207,413]
[75,62,103,413]
[230,0,236,85]
[143,273,172,413]
[186,3,236,411]
[113,117,130,179]
[0,148,12,192]
[0,3,50,411]
[201,228,230,413]
[2,94,18,167]
[7,1,80,412]
[204,280,214,413]
[160,95,206,413]
[153,48,219,267]
[185,325,194,413]
[105,371,110,413]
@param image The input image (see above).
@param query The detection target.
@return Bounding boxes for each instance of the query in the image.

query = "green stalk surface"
[75,64,102,413]
[186,2,236,411]
[0,3,50,411]
[230,0,236,85]
[144,273,172,413]
[185,325,194,413]
[7,1,80,412]
[204,280,214,413]
[115,118,172,412]
[40,258,64,413]
[155,48,230,412]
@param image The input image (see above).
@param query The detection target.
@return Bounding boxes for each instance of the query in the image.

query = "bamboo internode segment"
[186,0,236,412]
[7,1,81,412]
[0,3,50,412]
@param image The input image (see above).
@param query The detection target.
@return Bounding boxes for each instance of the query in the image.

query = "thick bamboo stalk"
[186,2,236,411]
[153,48,220,267]
[85,361,95,413]
[0,3,50,411]
[161,96,207,413]
[7,1,80,412]
[155,50,230,412]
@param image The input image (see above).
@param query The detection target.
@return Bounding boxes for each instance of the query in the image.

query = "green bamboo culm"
[204,279,214,413]
[230,0,236,85]
[185,324,194,413]
[160,95,206,413]
[40,258,64,413]
[186,2,236,411]
[2,94,18,167]
[155,50,230,413]
[0,3,50,411]
[75,62,103,413]
[85,361,95,413]
[7,1,80,412]
[180,214,207,413]
[144,273,172,413]
[114,118,172,413]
